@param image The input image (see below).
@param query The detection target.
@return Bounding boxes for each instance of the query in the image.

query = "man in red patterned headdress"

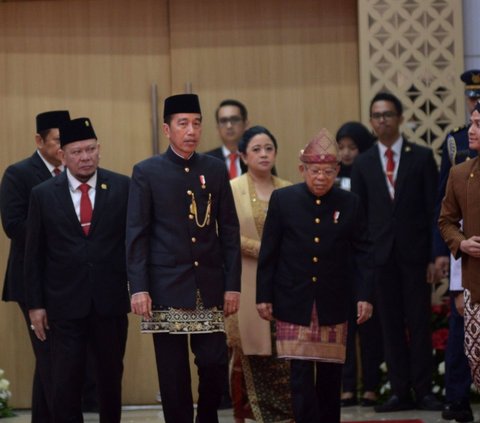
[257,128,373,423]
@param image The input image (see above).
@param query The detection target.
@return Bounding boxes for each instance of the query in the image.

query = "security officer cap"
[461,69,480,98]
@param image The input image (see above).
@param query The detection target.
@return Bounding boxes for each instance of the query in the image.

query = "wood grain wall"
[170,0,360,183]
[0,0,359,406]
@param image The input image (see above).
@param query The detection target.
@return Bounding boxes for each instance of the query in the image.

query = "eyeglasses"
[304,166,337,178]
[218,116,244,127]
[370,111,398,121]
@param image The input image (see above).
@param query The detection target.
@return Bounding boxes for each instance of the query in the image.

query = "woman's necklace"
[248,174,273,214]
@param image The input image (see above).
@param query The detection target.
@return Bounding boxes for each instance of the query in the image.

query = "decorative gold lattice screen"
[358,0,465,162]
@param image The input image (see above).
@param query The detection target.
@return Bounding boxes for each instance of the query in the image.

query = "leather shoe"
[217,393,232,410]
[416,393,443,411]
[374,395,415,412]
[82,402,99,413]
[360,397,377,407]
[442,401,474,422]
[340,397,358,407]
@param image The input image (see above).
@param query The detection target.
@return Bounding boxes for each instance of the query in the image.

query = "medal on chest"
[188,174,211,228]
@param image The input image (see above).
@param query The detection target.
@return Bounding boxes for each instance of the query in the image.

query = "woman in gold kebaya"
[226,126,294,423]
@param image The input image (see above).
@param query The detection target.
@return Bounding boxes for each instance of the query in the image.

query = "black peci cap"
[59,118,97,147]
[163,94,201,119]
[36,110,70,133]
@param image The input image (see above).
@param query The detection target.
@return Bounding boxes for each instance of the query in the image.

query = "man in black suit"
[24,118,130,423]
[0,110,70,423]
[205,99,249,178]
[205,99,249,410]
[351,92,441,412]
[256,128,373,423]
[126,94,241,423]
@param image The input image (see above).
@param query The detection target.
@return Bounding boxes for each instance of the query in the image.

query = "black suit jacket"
[256,183,373,326]
[0,152,53,303]
[24,168,131,320]
[126,147,241,309]
[205,146,248,174]
[351,139,438,266]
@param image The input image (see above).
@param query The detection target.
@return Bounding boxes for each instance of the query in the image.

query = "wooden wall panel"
[169,0,360,183]
[358,0,465,164]
[0,0,170,407]
[0,0,170,174]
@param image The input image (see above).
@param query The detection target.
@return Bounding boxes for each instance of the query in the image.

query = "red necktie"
[79,183,92,235]
[385,148,395,187]
[53,167,61,176]
[229,153,238,179]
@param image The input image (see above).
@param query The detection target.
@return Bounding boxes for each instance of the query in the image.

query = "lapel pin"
[199,175,206,189]
[333,210,340,224]
[101,183,107,190]
[405,146,411,152]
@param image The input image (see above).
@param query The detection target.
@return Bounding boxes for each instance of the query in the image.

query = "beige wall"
[0,0,359,406]
[170,0,360,183]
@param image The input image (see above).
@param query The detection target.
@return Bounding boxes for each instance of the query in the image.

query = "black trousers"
[20,305,53,423]
[290,360,342,423]
[49,312,128,423]
[375,256,433,399]
[153,331,228,423]
[342,296,383,393]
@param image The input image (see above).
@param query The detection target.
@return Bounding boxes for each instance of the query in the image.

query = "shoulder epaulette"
[447,135,457,165]
[450,124,467,135]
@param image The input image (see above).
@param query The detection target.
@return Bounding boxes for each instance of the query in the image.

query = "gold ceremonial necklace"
[248,173,272,214]
[189,192,212,228]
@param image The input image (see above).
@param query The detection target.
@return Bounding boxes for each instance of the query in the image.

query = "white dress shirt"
[222,145,241,177]
[66,169,97,221]
[377,136,403,198]
[36,150,64,177]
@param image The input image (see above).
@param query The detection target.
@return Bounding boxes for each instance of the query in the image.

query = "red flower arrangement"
[432,328,449,350]
[431,297,450,350]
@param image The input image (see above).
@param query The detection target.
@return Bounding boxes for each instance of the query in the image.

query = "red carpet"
[342,419,423,423]
[343,420,423,423]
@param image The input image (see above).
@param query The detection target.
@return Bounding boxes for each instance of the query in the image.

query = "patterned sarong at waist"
[276,304,347,363]
[141,290,225,334]
[463,289,480,389]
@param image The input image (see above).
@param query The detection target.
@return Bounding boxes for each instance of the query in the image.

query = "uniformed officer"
[126,93,241,423]
[256,129,373,423]
[433,70,480,423]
